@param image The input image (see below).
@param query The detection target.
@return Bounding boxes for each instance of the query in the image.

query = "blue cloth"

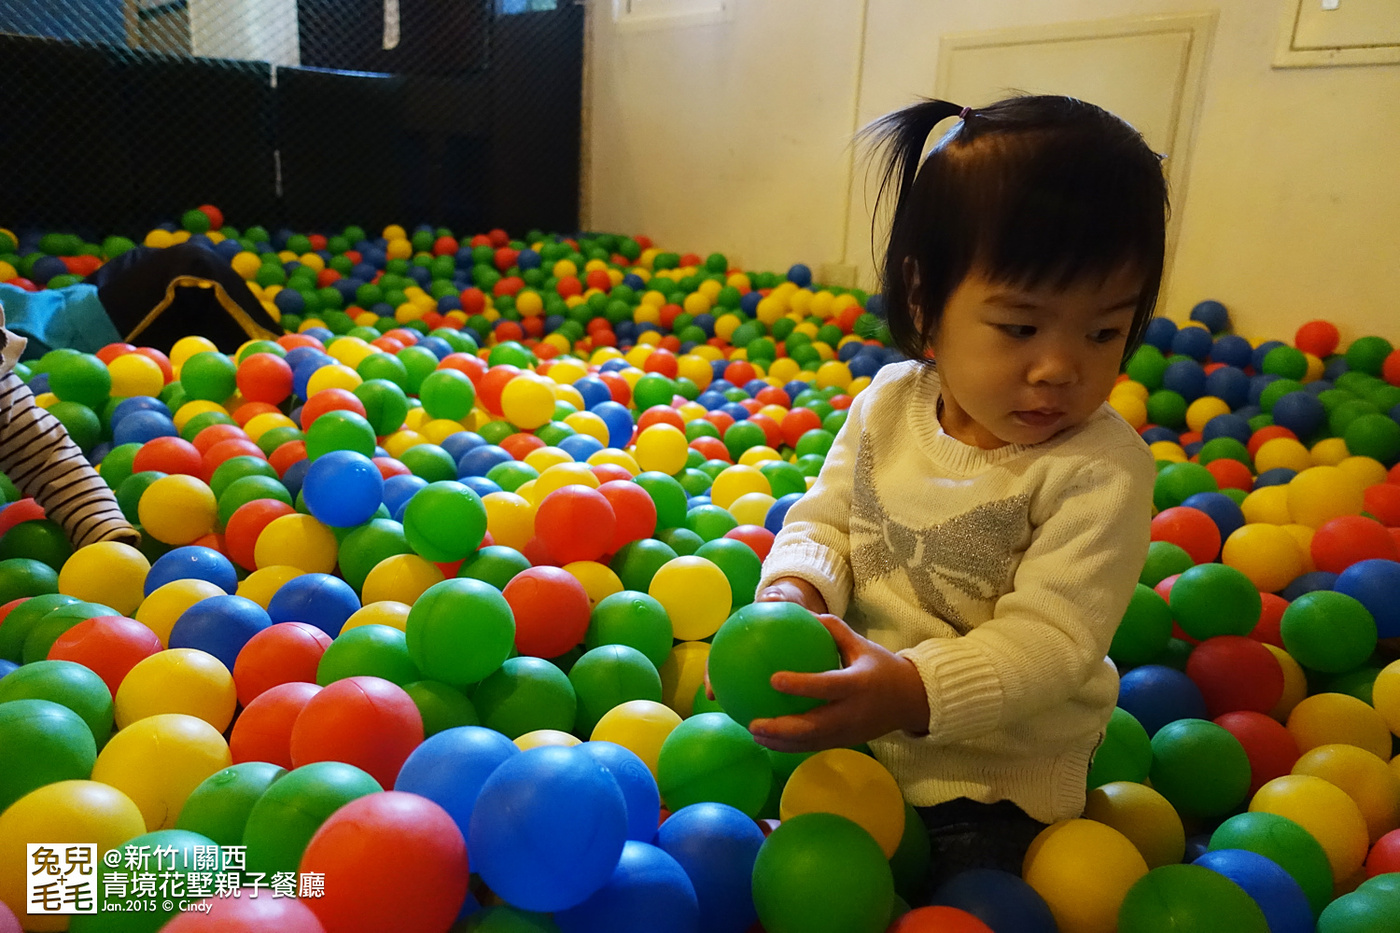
[0,283,123,360]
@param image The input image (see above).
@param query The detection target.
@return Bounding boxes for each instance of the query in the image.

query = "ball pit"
[0,221,1398,931]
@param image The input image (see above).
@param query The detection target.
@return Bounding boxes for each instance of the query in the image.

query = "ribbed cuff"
[758,539,852,618]
[899,637,1004,743]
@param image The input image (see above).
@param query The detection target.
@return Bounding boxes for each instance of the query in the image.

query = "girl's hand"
[704,576,828,701]
[747,613,931,753]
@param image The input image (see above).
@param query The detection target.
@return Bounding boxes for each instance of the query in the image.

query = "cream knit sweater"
[758,360,1156,823]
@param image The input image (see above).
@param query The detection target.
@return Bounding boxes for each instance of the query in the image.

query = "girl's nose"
[1028,345,1079,385]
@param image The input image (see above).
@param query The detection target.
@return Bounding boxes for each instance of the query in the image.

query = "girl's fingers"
[769,669,851,700]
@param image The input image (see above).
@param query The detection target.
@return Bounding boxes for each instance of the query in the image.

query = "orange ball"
[1294,320,1340,358]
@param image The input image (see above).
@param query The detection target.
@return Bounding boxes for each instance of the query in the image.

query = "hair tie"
[959,106,972,120]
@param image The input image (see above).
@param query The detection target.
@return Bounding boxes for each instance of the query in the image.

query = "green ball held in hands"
[708,601,841,730]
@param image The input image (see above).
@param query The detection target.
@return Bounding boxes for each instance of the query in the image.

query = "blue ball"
[468,745,629,913]
[284,347,332,372]
[1193,849,1313,933]
[168,595,272,671]
[274,289,306,315]
[930,868,1058,933]
[739,291,762,315]
[1203,367,1250,410]
[1143,317,1178,353]
[554,841,699,933]
[782,381,811,403]
[112,410,179,446]
[87,442,112,467]
[764,493,803,535]
[1170,327,1214,362]
[1201,414,1251,446]
[1140,426,1181,446]
[1117,665,1209,737]
[25,372,49,395]
[558,433,605,462]
[0,658,17,680]
[281,458,310,500]
[655,802,764,933]
[1335,558,1400,638]
[686,496,712,511]
[266,572,361,638]
[1279,571,1337,602]
[719,403,750,424]
[1271,391,1326,439]
[417,336,452,360]
[30,255,68,285]
[111,396,172,425]
[460,476,503,499]
[592,401,636,450]
[1247,374,1282,408]
[847,352,883,380]
[1250,341,1286,373]
[742,379,769,398]
[144,545,238,597]
[1190,300,1230,334]
[440,431,487,462]
[302,450,384,528]
[576,741,661,844]
[394,725,520,846]
[1253,467,1297,489]
[786,264,812,288]
[1180,492,1245,544]
[517,249,542,271]
[1162,360,1207,402]
[696,391,728,411]
[456,444,514,478]
[383,475,429,516]
[574,377,612,410]
[1209,335,1253,369]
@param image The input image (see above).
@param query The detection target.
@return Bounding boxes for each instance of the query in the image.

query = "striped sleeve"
[0,373,140,549]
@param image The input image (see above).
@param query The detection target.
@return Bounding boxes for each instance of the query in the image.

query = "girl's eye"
[999,324,1036,338]
[1090,329,1123,344]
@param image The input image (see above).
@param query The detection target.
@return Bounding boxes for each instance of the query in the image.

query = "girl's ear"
[903,257,928,337]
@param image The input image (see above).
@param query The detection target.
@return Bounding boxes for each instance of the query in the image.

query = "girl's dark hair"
[862,95,1169,363]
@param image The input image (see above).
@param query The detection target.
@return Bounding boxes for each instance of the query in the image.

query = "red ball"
[230,681,321,769]
[725,525,775,561]
[46,616,163,695]
[289,676,424,788]
[534,486,617,564]
[781,408,822,448]
[754,386,790,409]
[202,438,267,481]
[196,204,225,231]
[476,366,521,416]
[299,791,468,933]
[1363,483,1400,526]
[642,349,679,379]
[503,565,592,658]
[889,906,995,933]
[1247,425,1298,459]
[1151,506,1222,565]
[747,413,782,450]
[637,405,684,433]
[1153,573,1180,603]
[1310,515,1400,573]
[373,456,411,480]
[133,436,203,476]
[233,621,332,706]
[237,353,295,405]
[1294,320,1340,358]
[596,480,657,553]
[689,435,732,464]
[300,388,367,428]
[598,371,631,406]
[1366,828,1400,877]
[723,360,757,386]
[161,886,326,932]
[499,432,546,460]
[433,235,459,257]
[439,352,487,385]
[589,463,634,486]
[1184,635,1284,718]
[96,343,137,364]
[1205,457,1254,492]
[191,423,249,456]
[269,441,308,478]
[1214,710,1300,796]
[1383,350,1400,388]
[1248,592,1289,649]
[225,498,297,570]
[233,402,281,427]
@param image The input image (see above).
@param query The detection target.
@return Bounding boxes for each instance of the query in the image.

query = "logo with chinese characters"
[26,844,96,915]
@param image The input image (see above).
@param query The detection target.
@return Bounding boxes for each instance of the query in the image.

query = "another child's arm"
[0,373,140,548]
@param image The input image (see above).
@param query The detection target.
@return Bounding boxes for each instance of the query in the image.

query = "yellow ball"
[677,355,714,391]
[1292,744,1400,844]
[1336,455,1388,490]
[1022,819,1148,933]
[253,513,339,574]
[1185,396,1231,434]
[561,560,624,609]
[588,448,640,476]
[133,579,226,647]
[231,251,262,279]
[1110,394,1148,430]
[1281,524,1317,573]
[1249,774,1370,882]
[1310,437,1352,467]
[1221,524,1304,593]
[1286,692,1392,760]
[482,492,536,551]
[729,492,777,527]
[516,729,582,751]
[0,781,146,933]
[501,375,557,430]
[1254,437,1313,475]
[524,446,573,473]
[710,465,771,510]
[244,412,296,443]
[779,748,905,858]
[170,336,219,370]
[737,446,783,467]
[634,424,689,476]
[138,474,217,546]
[386,238,412,261]
[648,556,732,641]
[766,358,801,383]
[659,640,710,718]
[564,411,610,446]
[114,647,237,732]
[341,600,412,633]
[107,352,166,398]
[1112,380,1151,403]
[1149,441,1187,463]
[172,400,227,431]
[58,541,150,616]
[1263,643,1308,721]
[1374,659,1400,737]
[235,565,303,609]
[1083,781,1185,868]
[589,699,683,779]
[91,712,231,831]
[383,430,428,459]
[1240,485,1293,526]
[362,554,445,605]
[814,360,852,391]
[306,363,362,396]
[533,463,600,502]
[1287,465,1365,529]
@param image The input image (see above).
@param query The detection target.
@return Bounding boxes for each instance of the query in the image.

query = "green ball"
[1260,378,1306,414]
[48,400,101,452]
[794,429,835,459]
[1139,540,1193,587]
[400,444,459,483]
[405,578,515,686]
[0,698,97,815]
[180,351,238,402]
[1169,562,1262,640]
[210,454,279,499]
[568,644,663,736]
[181,209,212,234]
[752,812,894,933]
[1344,413,1400,465]
[337,519,411,593]
[1109,584,1173,666]
[1126,345,1169,390]
[98,443,142,491]
[1261,346,1309,381]
[176,761,287,847]
[759,461,807,499]
[1148,718,1251,819]
[0,658,113,745]
[180,410,236,443]
[355,378,411,434]
[317,623,421,686]
[0,519,73,571]
[633,472,689,529]
[585,590,673,670]
[1208,811,1334,917]
[695,537,762,609]
[887,802,933,905]
[304,409,376,460]
[242,760,381,874]
[457,545,533,591]
[1118,864,1269,933]
[1344,336,1393,376]
[1145,390,1188,430]
[1198,437,1252,468]
[257,425,304,457]
[685,504,739,542]
[48,353,111,408]
[708,601,840,729]
[1279,591,1376,673]
[484,461,538,495]
[472,655,577,739]
[403,480,487,561]
[403,680,479,736]
[723,421,768,461]
[1318,882,1400,933]
[0,559,61,618]
[101,236,137,259]
[655,525,704,556]
[69,828,221,933]
[217,475,293,530]
[633,373,677,411]
[657,711,772,817]
[1087,706,1153,789]
[395,345,442,395]
[609,538,679,593]
[1153,461,1219,511]
[460,906,560,931]
[478,420,516,445]
[419,369,477,421]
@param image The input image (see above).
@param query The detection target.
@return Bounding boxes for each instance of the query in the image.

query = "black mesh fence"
[0,0,582,242]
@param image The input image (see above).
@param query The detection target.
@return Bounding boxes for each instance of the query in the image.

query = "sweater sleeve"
[897,444,1155,745]
[755,385,872,617]
[0,373,141,549]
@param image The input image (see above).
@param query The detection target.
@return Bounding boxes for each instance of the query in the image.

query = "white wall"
[584,0,1400,343]
[189,0,300,67]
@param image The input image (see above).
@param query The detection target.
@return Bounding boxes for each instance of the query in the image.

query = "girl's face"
[928,265,1142,449]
